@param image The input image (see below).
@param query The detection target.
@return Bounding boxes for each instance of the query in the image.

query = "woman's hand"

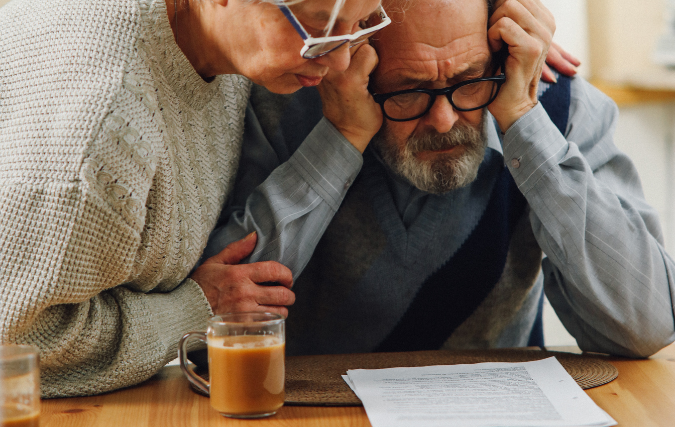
[487,0,556,132]
[542,41,581,82]
[317,43,382,153]
[190,232,295,317]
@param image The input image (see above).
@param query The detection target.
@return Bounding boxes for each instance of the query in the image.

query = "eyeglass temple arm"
[276,3,310,40]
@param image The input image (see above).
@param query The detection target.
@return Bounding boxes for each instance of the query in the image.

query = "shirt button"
[510,158,521,169]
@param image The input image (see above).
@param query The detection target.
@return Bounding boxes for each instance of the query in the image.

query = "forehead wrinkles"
[376,35,490,86]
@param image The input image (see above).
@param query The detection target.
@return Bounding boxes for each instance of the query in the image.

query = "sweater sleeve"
[0,87,215,398]
[0,147,212,399]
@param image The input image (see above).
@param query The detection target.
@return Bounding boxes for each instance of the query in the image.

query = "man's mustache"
[408,124,479,154]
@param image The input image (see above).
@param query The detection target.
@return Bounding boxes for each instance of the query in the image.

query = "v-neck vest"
[286,74,572,355]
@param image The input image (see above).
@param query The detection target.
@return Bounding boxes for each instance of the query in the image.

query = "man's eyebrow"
[449,63,491,81]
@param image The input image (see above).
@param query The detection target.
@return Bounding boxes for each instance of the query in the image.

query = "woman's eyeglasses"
[278,4,391,59]
[369,69,507,122]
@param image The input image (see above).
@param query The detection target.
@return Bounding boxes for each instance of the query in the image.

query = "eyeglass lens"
[304,40,349,58]
[382,80,500,120]
[302,11,386,58]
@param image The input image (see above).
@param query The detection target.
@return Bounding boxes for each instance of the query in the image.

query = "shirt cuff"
[502,103,569,195]
[287,117,364,211]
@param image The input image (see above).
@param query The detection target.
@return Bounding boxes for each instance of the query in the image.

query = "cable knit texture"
[0,0,251,397]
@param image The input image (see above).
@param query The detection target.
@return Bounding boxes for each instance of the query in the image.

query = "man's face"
[371,0,491,193]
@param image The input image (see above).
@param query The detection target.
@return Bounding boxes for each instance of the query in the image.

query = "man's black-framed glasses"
[370,71,506,122]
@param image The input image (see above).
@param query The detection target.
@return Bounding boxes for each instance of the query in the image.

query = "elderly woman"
[0,0,387,397]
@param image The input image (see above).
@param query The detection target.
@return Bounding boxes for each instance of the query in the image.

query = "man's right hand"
[318,43,382,153]
[190,232,295,317]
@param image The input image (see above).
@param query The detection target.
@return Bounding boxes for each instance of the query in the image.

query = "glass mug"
[179,313,285,419]
[0,345,40,427]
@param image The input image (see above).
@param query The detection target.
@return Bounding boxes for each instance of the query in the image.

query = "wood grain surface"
[40,344,675,427]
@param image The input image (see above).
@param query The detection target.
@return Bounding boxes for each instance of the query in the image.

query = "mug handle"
[179,331,210,396]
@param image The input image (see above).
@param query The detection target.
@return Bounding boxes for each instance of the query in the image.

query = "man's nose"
[422,95,459,134]
[312,43,351,72]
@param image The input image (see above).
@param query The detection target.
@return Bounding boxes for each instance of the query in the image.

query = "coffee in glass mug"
[1,345,40,427]
[179,313,285,418]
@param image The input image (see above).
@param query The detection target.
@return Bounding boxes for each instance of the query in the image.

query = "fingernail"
[550,74,558,84]
[246,231,257,240]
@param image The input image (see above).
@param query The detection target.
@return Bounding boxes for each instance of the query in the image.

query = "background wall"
[541,0,590,78]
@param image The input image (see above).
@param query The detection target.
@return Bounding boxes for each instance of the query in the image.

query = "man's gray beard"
[372,112,488,194]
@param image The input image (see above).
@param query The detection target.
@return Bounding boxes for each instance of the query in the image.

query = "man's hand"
[542,41,581,82]
[487,0,556,132]
[190,232,295,317]
[318,43,382,153]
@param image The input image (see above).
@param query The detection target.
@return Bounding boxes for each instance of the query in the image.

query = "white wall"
[541,0,590,78]
[613,104,675,253]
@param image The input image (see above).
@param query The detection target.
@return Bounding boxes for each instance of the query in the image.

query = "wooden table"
[40,344,675,427]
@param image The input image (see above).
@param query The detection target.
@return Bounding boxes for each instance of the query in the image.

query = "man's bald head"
[381,0,495,21]
[370,0,492,94]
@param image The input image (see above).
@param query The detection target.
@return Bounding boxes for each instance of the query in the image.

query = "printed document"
[343,357,615,427]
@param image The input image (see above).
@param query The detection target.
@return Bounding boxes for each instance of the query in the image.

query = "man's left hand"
[542,42,581,82]
[487,0,556,132]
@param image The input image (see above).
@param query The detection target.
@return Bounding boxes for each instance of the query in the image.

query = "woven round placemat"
[189,348,618,406]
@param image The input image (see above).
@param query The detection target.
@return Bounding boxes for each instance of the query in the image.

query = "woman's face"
[215,0,382,94]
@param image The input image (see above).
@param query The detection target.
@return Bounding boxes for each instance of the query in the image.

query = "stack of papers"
[343,357,615,427]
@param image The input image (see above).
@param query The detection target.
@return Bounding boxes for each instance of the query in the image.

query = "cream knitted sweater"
[0,0,250,397]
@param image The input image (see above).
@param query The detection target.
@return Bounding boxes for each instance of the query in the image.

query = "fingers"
[489,1,553,50]
[540,63,557,83]
[255,283,296,306]
[322,43,377,87]
[245,261,294,289]
[190,261,295,315]
[217,276,295,315]
[217,283,295,317]
[350,43,380,78]
[488,0,553,61]
[318,43,382,152]
[487,16,546,71]
[490,0,555,35]
[545,42,579,78]
[551,41,581,66]
[206,232,257,265]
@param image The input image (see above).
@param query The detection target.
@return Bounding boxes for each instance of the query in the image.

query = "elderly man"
[194,0,675,358]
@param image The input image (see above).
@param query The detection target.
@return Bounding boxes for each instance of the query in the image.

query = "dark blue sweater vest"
[375,74,572,352]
